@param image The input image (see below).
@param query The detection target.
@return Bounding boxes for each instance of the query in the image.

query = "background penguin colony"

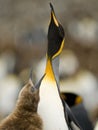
[0,1,97,130]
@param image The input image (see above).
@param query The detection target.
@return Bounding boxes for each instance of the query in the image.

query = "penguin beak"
[34,74,45,90]
[29,68,34,86]
[50,3,59,27]
[29,69,45,91]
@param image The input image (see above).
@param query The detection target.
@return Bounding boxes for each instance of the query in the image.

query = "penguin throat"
[45,59,56,82]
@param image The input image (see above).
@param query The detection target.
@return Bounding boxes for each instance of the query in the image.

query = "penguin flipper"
[71,103,94,130]
[62,99,83,130]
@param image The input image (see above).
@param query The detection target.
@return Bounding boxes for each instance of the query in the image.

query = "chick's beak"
[35,74,45,90]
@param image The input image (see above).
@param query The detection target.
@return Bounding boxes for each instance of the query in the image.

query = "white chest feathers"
[38,78,68,130]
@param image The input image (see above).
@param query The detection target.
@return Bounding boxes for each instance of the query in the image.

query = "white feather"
[38,77,68,130]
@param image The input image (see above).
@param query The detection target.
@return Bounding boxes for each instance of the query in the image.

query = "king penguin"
[0,72,44,130]
[38,3,82,130]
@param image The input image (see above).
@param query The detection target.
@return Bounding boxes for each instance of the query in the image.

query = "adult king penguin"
[38,3,82,130]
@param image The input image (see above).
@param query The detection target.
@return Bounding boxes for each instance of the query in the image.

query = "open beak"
[34,74,45,90]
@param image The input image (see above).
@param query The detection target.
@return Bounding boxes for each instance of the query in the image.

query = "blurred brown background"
[0,0,98,75]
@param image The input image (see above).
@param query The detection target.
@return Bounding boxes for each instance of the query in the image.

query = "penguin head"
[47,3,65,60]
[61,92,83,107]
[18,74,44,112]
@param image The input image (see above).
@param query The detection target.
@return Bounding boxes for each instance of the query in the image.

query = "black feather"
[71,103,94,130]
[62,99,83,130]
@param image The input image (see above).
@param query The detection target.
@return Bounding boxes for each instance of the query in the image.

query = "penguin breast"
[38,76,68,130]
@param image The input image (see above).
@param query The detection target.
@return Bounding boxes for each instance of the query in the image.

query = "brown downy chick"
[0,74,44,130]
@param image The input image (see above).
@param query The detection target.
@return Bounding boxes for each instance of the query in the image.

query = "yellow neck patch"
[45,59,56,82]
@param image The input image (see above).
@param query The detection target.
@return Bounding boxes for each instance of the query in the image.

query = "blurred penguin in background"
[0,52,21,118]
[60,70,98,123]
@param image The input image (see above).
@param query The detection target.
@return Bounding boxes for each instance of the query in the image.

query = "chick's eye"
[31,86,36,92]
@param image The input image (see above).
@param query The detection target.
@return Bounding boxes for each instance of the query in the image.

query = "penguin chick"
[0,75,44,130]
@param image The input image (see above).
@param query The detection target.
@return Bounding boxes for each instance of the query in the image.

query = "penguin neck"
[14,102,35,118]
[45,56,59,83]
[45,58,55,82]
